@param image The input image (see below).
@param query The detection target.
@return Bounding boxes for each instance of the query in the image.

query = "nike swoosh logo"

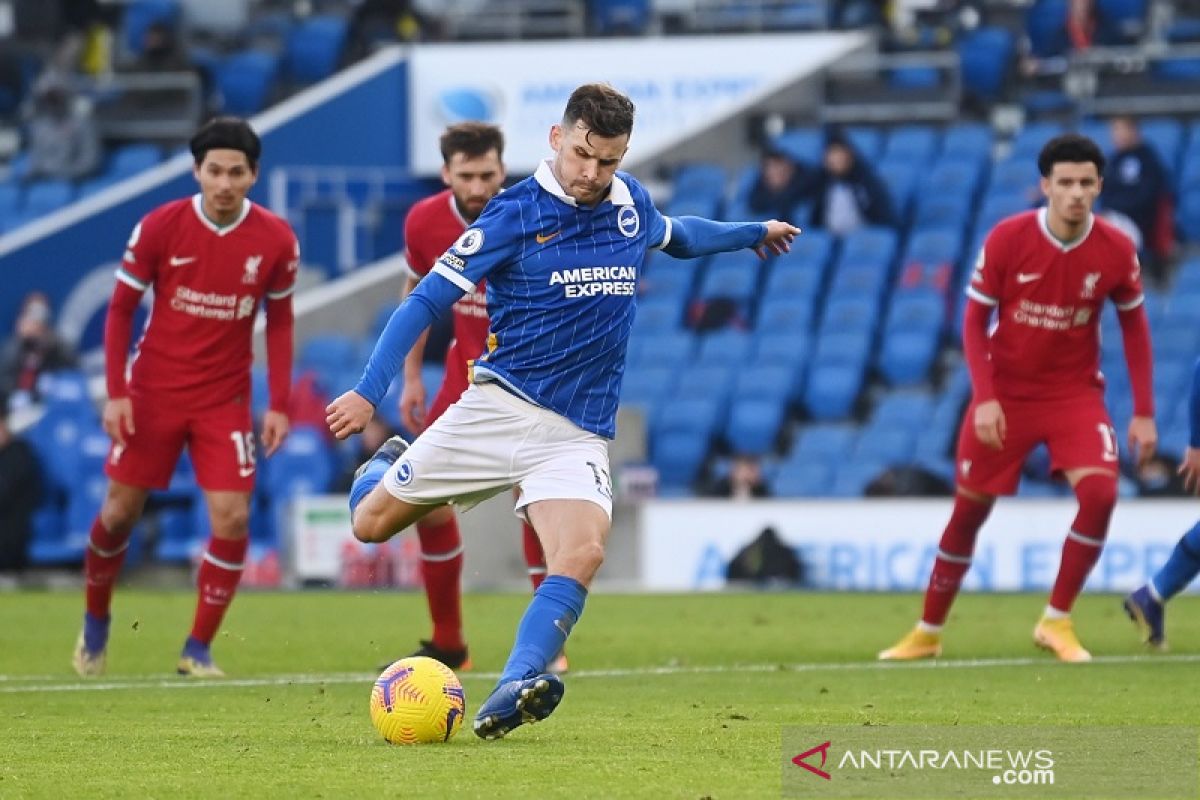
[1016,273,1042,283]
[535,231,561,245]
[170,256,197,267]
[238,466,255,478]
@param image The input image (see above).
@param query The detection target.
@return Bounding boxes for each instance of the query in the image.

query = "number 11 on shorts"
[1097,423,1118,462]
[231,431,257,477]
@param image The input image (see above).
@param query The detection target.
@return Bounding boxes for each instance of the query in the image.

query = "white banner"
[640,499,1199,592]
[408,33,866,174]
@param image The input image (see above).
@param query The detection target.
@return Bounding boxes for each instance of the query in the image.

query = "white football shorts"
[381,381,613,519]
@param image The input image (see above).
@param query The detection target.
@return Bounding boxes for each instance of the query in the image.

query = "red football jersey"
[403,189,490,362]
[115,195,298,410]
[966,208,1144,402]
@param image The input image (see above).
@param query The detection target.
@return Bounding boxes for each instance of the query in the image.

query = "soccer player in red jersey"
[880,134,1158,663]
[388,122,564,672]
[72,117,299,677]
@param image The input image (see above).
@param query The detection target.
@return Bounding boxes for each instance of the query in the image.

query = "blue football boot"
[473,673,565,740]
[1123,585,1167,651]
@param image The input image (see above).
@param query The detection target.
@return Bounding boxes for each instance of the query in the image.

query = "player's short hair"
[190,116,262,170]
[562,83,635,140]
[1037,134,1105,177]
[439,122,504,164]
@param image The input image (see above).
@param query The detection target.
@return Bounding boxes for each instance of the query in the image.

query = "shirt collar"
[1036,206,1093,252]
[534,159,634,207]
[191,194,252,236]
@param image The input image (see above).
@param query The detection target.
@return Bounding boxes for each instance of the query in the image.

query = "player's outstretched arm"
[661,216,799,261]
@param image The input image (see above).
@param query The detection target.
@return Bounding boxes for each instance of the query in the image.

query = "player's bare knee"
[352,511,388,544]
[100,496,142,531]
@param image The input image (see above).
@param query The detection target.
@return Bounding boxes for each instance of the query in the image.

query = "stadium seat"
[1025,0,1071,58]
[772,127,822,164]
[1011,122,1067,160]
[653,397,723,441]
[853,426,918,465]
[765,261,823,298]
[628,329,693,366]
[927,158,984,202]
[828,261,890,301]
[732,363,793,402]
[621,364,678,410]
[788,228,835,269]
[803,363,864,420]
[818,295,878,335]
[590,0,652,35]
[957,27,1015,101]
[845,126,884,162]
[285,14,349,84]
[990,157,1042,194]
[633,295,686,333]
[23,180,75,216]
[942,124,993,161]
[877,159,919,220]
[755,296,815,334]
[674,366,734,410]
[840,227,898,267]
[263,425,334,500]
[883,125,939,165]
[673,163,727,200]
[771,461,834,496]
[912,193,971,232]
[871,388,935,429]
[830,458,887,497]
[724,397,786,455]
[108,144,162,177]
[121,0,181,57]
[299,334,359,375]
[216,50,280,115]
[878,329,941,385]
[789,422,858,464]
[696,330,753,366]
[651,430,709,489]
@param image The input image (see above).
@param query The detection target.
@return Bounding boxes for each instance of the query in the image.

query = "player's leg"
[409,503,470,668]
[74,480,150,676]
[474,498,607,740]
[76,396,183,676]
[175,402,257,676]
[178,489,252,677]
[1124,519,1200,650]
[518,497,568,673]
[349,436,440,543]
[880,402,1024,661]
[1036,400,1120,662]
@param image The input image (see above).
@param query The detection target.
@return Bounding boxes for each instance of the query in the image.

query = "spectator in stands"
[21,70,101,182]
[0,292,77,408]
[747,146,815,223]
[348,0,443,57]
[0,391,42,577]
[1102,115,1173,281]
[810,130,896,235]
[704,454,770,500]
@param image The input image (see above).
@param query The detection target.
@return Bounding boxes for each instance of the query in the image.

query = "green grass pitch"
[1,591,1197,799]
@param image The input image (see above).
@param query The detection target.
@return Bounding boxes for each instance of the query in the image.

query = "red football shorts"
[105,392,258,492]
[425,340,472,425]
[955,392,1119,496]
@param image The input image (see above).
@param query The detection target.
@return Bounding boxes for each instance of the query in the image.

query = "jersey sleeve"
[267,233,300,299]
[430,200,519,293]
[402,205,434,278]
[1110,246,1146,311]
[965,227,1005,307]
[115,213,162,292]
[644,194,671,251]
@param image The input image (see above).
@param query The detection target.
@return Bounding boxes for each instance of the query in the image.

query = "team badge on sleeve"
[453,228,485,256]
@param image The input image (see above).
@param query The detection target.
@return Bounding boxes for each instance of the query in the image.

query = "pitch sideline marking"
[2,653,1199,694]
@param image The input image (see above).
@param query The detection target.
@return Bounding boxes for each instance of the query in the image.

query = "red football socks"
[189,536,249,645]
[1049,475,1117,613]
[522,522,547,591]
[84,518,133,620]
[416,516,465,651]
[921,493,993,626]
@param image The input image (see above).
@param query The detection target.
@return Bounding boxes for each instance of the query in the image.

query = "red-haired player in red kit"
[73,117,298,678]
[880,133,1158,663]
[386,122,564,673]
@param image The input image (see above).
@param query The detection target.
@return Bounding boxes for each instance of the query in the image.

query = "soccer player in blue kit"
[325,83,800,739]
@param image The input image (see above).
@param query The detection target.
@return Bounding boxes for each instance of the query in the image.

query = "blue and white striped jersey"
[430,160,670,438]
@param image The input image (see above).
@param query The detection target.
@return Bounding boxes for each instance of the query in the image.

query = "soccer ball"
[370,656,466,744]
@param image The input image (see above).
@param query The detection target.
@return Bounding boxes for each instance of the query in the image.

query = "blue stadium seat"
[818,295,878,334]
[830,458,887,497]
[853,426,918,465]
[990,157,1042,194]
[1141,118,1184,169]
[772,127,823,164]
[927,158,984,202]
[756,296,815,334]
[590,0,652,34]
[901,228,963,285]
[840,227,898,266]
[732,363,793,402]
[1095,0,1146,44]
[877,159,919,220]
[1026,0,1071,58]
[725,397,786,455]
[1177,187,1200,241]
[845,126,884,162]
[771,462,834,496]
[108,143,162,177]
[653,397,723,441]
[620,365,678,409]
[263,425,334,500]
[673,163,727,199]
[633,295,686,333]
[942,124,993,161]
[788,228,835,268]
[765,261,823,298]
[697,256,758,305]
[696,330,753,366]
[1011,122,1067,160]
[883,125,940,164]
[871,388,935,429]
[957,27,1015,101]
[628,329,694,365]
[641,261,693,299]
[299,334,359,375]
[828,261,890,301]
[651,430,709,489]
[121,0,181,57]
[24,180,75,216]
[803,363,864,420]
[285,14,349,84]
[789,422,858,464]
[885,289,945,333]
[912,192,971,231]
[878,328,941,385]
[217,50,280,115]
[752,331,812,378]
[674,366,734,407]
[977,189,1034,231]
